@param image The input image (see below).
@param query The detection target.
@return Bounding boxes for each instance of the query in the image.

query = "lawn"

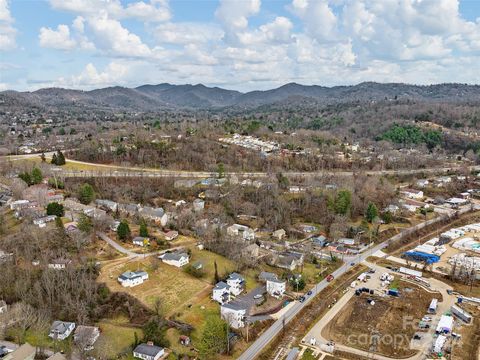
[96,319,142,358]
[98,258,209,315]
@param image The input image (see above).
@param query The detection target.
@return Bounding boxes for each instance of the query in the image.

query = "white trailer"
[399,267,423,278]
[428,298,438,314]
[451,305,472,324]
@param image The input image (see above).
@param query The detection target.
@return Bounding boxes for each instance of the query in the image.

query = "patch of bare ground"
[322,281,440,358]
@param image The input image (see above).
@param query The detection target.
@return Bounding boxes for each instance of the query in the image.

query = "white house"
[226,273,245,296]
[193,199,205,212]
[416,179,429,188]
[161,252,189,267]
[48,258,72,270]
[212,281,231,304]
[266,279,286,299]
[226,224,255,241]
[118,271,149,287]
[221,303,247,329]
[33,215,57,227]
[133,343,165,360]
[133,237,149,247]
[49,321,76,340]
[401,189,424,199]
[95,199,118,212]
[9,200,30,210]
[74,325,100,351]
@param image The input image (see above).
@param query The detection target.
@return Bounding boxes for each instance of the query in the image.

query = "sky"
[1,0,480,92]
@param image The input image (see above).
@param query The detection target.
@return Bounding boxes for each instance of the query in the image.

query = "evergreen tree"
[139,218,149,237]
[334,190,351,216]
[46,202,65,217]
[56,150,66,165]
[55,216,63,229]
[117,220,131,241]
[51,153,58,165]
[31,167,43,185]
[18,172,32,185]
[78,183,95,204]
[365,202,379,223]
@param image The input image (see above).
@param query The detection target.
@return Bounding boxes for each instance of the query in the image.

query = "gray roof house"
[74,325,100,351]
[49,321,76,340]
[258,271,278,282]
[133,343,165,360]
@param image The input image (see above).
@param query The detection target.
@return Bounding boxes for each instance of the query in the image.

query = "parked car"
[307,290,313,296]
[413,334,422,340]
[253,294,263,300]
[326,274,334,282]
[368,268,376,274]
[298,296,306,303]
[422,316,432,322]
[350,262,355,266]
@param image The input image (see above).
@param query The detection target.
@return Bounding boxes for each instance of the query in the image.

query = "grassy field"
[98,257,209,314]
[96,318,142,358]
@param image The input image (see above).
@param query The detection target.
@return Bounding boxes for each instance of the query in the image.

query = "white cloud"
[49,0,170,23]
[56,62,129,88]
[215,0,261,44]
[153,22,223,45]
[291,0,338,42]
[0,0,16,50]
[39,17,95,51]
[39,24,77,50]
[87,13,151,57]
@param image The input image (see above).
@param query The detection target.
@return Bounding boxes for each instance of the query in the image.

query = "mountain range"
[1,82,480,112]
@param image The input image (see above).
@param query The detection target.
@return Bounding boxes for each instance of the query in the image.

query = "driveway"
[230,285,266,314]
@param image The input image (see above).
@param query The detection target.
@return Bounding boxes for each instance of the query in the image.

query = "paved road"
[238,206,477,360]
[4,153,480,179]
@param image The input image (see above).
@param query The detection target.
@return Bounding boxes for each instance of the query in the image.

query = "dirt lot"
[322,281,440,358]
[451,303,480,360]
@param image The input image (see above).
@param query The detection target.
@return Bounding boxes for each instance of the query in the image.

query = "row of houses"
[212,273,246,304]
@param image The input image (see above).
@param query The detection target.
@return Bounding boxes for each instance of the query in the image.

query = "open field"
[96,317,143,358]
[98,257,209,315]
[322,280,439,358]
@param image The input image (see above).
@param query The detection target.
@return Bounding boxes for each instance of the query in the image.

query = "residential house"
[33,215,56,228]
[163,230,178,241]
[416,179,429,188]
[49,321,76,340]
[83,207,107,219]
[226,273,245,296]
[118,271,149,287]
[133,343,165,360]
[133,237,149,247]
[401,189,424,200]
[64,222,78,232]
[272,229,286,241]
[212,281,231,304]
[384,204,400,214]
[258,271,278,283]
[311,235,328,247]
[338,238,356,246]
[220,303,247,329]
[48,258,72,270]
[138,206,168,226]
[275,252,304,271]
[95,199,118,212]
[9,199,30,210]
[161,252,189,267]
[175,200,187,207]
[266,279,286,299]
[226,224,255,241]
[74,326,100,351]
[119,203,139,217]
[4,343,36,360]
